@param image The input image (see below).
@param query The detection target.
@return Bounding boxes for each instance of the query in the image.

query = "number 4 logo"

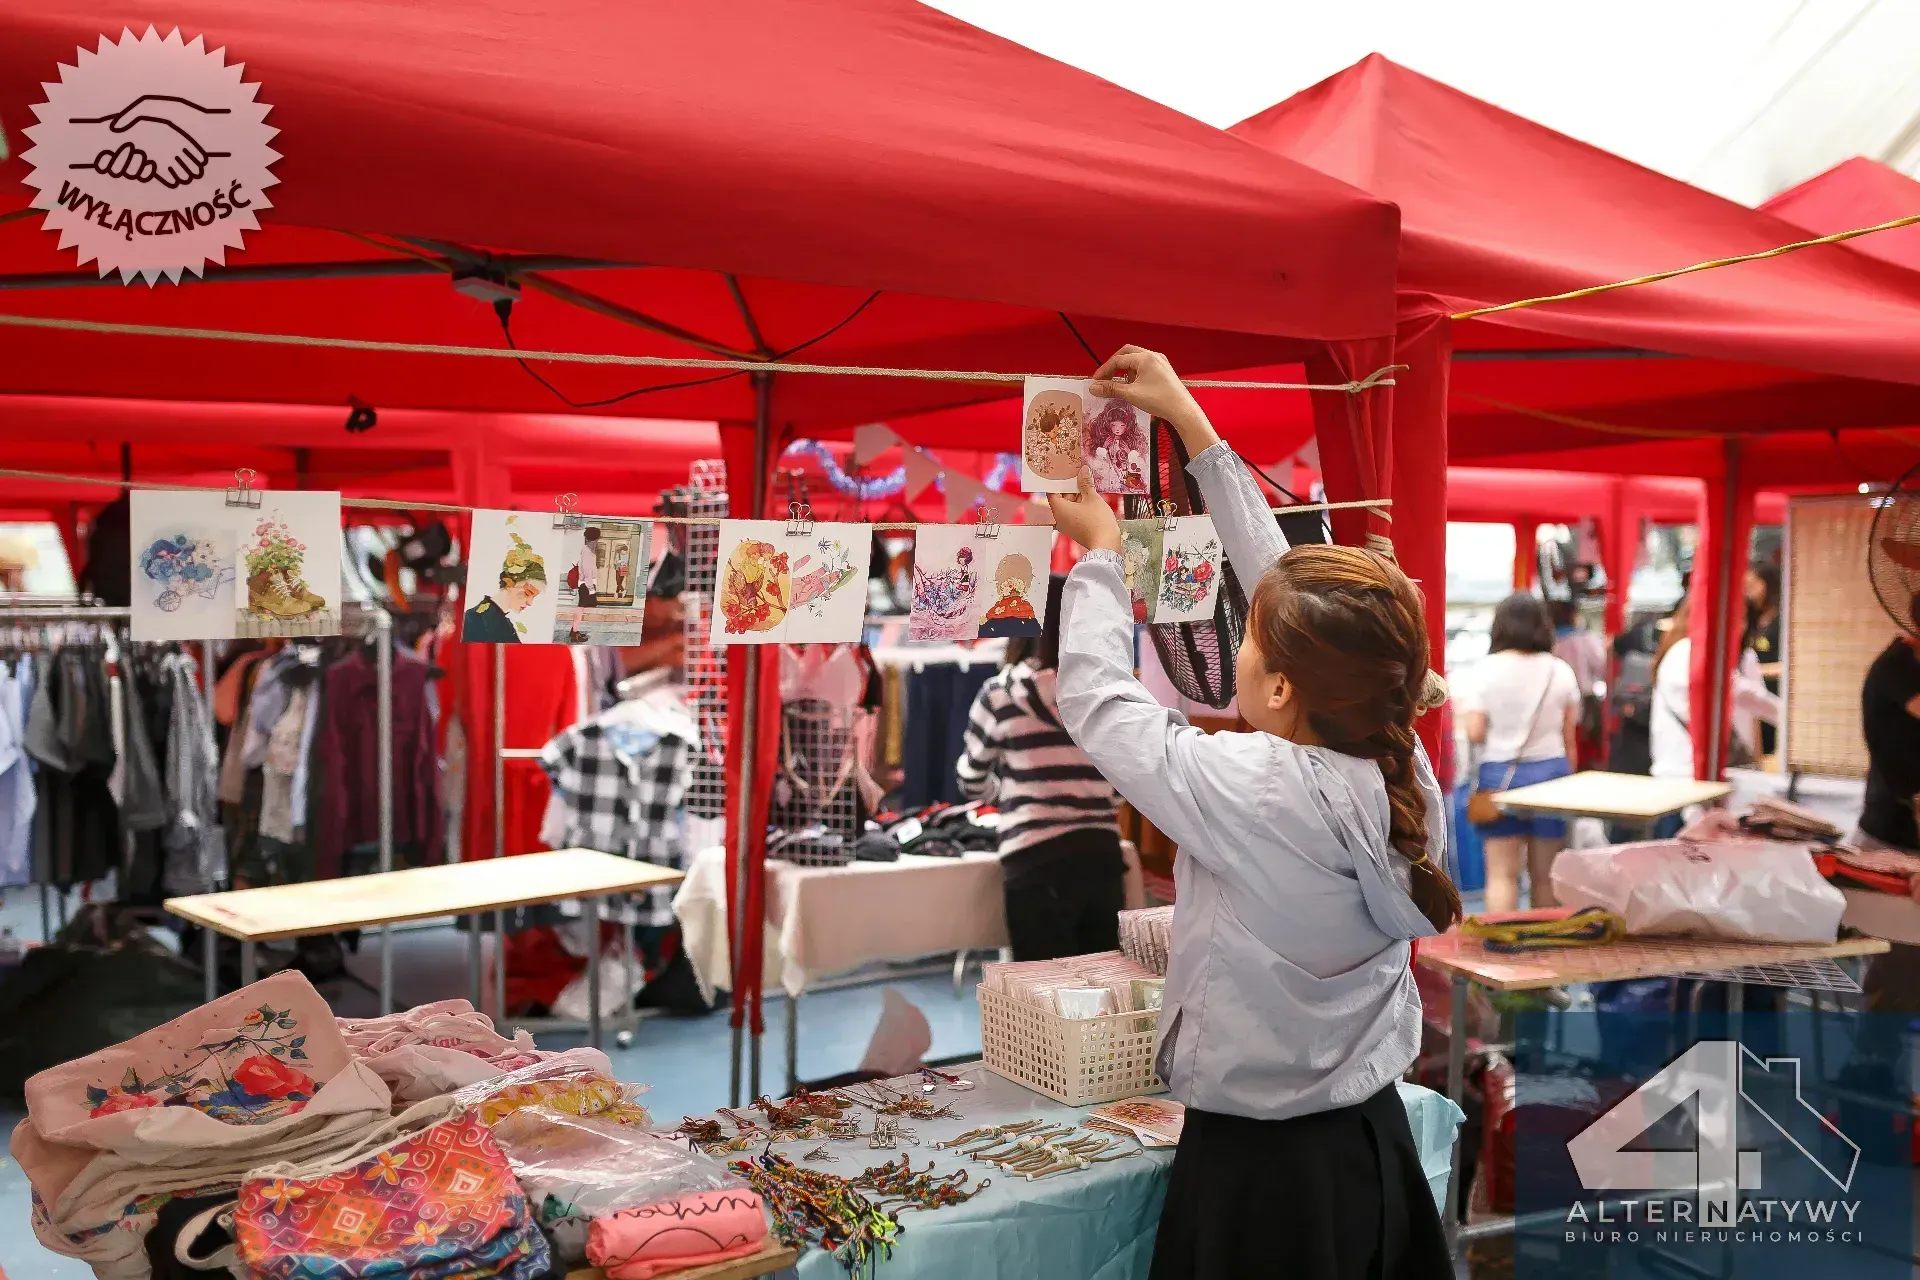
[1568,1040,1859,1222]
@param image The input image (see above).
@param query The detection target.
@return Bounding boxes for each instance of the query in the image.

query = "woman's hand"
[1089,345,1217,452]
[1047,469,1123,554]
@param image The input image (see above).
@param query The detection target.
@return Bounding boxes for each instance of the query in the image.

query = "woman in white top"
[1049,346,1454,1280]
[1460,592,1581,912]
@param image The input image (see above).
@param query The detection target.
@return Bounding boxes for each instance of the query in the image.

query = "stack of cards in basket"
[981,952,1157,1016]
[1118,906,1174,976]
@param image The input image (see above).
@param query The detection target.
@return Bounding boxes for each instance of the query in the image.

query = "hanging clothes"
[0,658,36,888]
[159,650,224,898]
[24,648,121,890]
[314,645,442,879]
[899,659,996,809]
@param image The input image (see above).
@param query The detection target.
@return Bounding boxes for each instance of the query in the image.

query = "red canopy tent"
[1763,158,1920,275]
[1229,54,1920,780]
[0,0,1401,1093]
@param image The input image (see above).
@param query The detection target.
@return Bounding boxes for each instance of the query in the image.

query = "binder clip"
[972,504,1001,540]
[224,467,262,509]
[1158,500,1180,532]
[785,500,815,537]
[552,492,580,529]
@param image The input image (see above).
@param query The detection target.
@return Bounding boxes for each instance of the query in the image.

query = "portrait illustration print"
[129,489,341,642]
[463,511,562,644]
[976,526,1053,639]
[909,524,982,642]
[553,517,653,644]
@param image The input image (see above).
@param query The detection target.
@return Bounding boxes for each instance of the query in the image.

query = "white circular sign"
[21,27,279,285]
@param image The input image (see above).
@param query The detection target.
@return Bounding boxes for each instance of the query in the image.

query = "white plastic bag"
[1550,840,1845,944]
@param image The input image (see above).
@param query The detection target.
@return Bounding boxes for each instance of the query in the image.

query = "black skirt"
[1149,1085,1451,1280]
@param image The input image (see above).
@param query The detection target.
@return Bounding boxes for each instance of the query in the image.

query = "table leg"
[468,916,483,1014]
[786,993,800,1095]
[494,909,508,1027]
[1445,973,1469,1248]
[952,950,967,997]
[202,927,217,1004]
[379,924,394,1017]
[585,897,602,1051]
[240,940,257,988]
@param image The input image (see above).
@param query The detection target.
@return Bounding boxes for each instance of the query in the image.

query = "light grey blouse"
[1055,441,1447,1122]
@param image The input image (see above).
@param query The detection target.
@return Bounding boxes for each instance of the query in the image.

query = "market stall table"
[165,848,684,1047]
[566,1239,800,1280]
[1492,770,1732,838]
[675,845,1142,1091]
[1417,915,1888,1243]
[671,1066,1460,1280]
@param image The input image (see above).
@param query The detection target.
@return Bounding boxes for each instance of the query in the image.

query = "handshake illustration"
[67,94,231,188]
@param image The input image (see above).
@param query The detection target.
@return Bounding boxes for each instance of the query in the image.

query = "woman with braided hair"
[1048,346,1455,1280]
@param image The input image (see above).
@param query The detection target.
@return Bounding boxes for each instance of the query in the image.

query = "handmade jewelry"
[852,1155,990,1212]
[868,1117,919,1149]
[675,1117,724,1146]
[938,1119,1042,1150]
[802,1145,839,1164]
[729,1151,900,1274]
[919,1066,976,1092]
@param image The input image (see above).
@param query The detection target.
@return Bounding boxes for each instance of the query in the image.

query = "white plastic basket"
[977,983,1165,1106]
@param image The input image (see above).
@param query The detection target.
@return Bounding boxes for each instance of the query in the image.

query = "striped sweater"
[954,660,1119,855]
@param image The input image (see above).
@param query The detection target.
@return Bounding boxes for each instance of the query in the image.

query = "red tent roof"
[1760,157,1920,276]
[1229,55,1920,384]
[0,2,1397,430]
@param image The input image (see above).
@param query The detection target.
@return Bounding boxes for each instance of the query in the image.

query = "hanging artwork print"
[130,490,341,641]
[553,518,653,644]
[1021,377,1150,495]
[462,511,562,645]
[711,521,871,646]
[1020,377,1086,494]
[1119,520,1165,624]
[1083,395,1150,495]
[909,525,982,643]
[1155,517,1224,624]
[975,526,1054,639]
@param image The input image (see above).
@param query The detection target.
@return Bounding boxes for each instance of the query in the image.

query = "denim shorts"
[1473,756,1572,838]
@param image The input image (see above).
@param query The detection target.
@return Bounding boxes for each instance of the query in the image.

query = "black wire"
[1058,313,1100,366]
[1238,456,1306,505]
[495,291,884,409]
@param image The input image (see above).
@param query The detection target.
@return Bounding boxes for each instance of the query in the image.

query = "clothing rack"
[0,603,217,943]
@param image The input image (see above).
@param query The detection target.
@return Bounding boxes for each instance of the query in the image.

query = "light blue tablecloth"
[752,1068,1461,1280]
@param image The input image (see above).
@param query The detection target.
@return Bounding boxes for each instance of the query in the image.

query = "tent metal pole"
[731,370,772,1108]
[1706,439,1741,778]
[375,607,395,1014]
[0,254,622,291]
[493,649,508,1023]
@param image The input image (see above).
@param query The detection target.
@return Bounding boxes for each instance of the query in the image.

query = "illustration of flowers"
[244,514,326,619]
[139,532,231,613]
[720,539,790,633]
[912,544,978,638]
[1159,538,1220,615]
[84,1003,318,1123]
[789,537,858,616]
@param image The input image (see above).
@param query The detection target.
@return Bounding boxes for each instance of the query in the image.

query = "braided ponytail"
[1250,544,1463,932]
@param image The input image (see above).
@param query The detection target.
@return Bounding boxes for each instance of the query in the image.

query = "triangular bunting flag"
[1294,438,1321,472]
[903,447,942,500]
[1023,500,1055,526]
[852,424,901,467]
[943,472,990,524]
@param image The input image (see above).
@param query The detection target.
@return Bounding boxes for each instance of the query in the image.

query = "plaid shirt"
[540,722,691,926]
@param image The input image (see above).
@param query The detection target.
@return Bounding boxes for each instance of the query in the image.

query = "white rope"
[0,311,1402,393]
[0,465,1392,524]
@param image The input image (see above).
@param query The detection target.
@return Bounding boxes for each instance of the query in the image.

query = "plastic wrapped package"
[490,1107,751,1266]
[448,1050,651,1128]
[1551,840,1846,943]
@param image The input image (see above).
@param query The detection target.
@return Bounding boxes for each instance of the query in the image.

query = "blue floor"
[0,890,982,1279]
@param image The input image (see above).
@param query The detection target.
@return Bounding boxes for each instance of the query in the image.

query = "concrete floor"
[0,887,983,1279]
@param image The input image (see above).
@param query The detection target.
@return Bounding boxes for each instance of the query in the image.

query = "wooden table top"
[1494,770,1732,822]
[1418,912,1888,992]
[164,848,684,942]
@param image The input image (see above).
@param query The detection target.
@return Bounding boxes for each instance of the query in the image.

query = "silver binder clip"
[552,492,580,529]
[972,504,1000,540]
[1158,499,1179,532]
[224,467,262,509]
[786,500,815,537]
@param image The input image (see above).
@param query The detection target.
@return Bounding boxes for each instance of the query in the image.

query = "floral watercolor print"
[709,521,791,646]
[1020,376,1087,493]
[463,510,564,645]
[783,523,874,644]
[1155,517,1224,624]
[975,526,1052,639]
[130,492,238,641]
[85,1001,319,1123]
[909,524,982,642]
[1119,520,1165,625]
[553,518,653,644]
[1083,394,1150,495]
[235,492,344,639]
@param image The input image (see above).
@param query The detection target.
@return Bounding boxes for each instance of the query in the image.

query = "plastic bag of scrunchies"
[450,1051,653,1130]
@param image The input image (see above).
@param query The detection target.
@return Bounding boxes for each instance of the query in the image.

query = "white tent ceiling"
[927,0,1920,206]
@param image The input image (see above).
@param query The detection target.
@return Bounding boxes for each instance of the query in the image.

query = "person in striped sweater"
[955,574,1125,960]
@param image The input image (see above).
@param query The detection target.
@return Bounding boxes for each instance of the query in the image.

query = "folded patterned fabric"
[236,1098,552,1280]
[586,1189,768,1280]
[338,1000,558,1103]
[15,972,395,1280]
